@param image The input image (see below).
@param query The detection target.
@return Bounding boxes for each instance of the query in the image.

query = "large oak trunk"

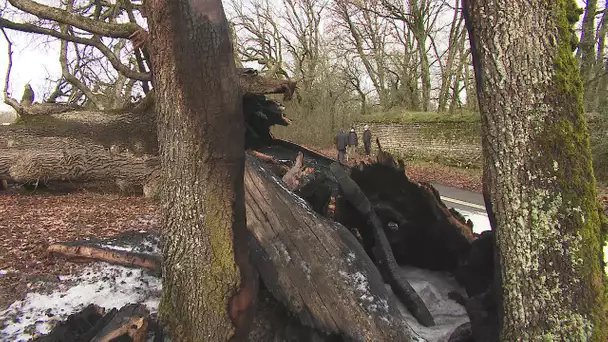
[145,0,255,340]
[464,0,607,340]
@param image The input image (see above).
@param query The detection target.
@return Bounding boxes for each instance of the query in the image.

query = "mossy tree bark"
[145,0,256,341]
[463,0,607,340]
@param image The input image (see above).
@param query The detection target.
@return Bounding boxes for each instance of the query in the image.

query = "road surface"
[430,182,486,213]
[432,183,608,271]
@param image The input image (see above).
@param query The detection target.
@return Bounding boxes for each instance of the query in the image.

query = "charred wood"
[90,304,149,342]
[244,156,414,340]
[330,162,435,327]
[34,304,106,342]
[36,304,150,342]
[347,164,473,272]
[448,322,474,342]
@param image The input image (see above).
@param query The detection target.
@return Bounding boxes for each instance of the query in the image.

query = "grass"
[354,107,481,124]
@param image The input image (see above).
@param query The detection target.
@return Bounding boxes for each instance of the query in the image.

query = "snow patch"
[98,234,161,256]
[0,263,161,342]
[393,266,469,342]
[301,262,312,281]
[454,208,491,234]
[338,270,390,318]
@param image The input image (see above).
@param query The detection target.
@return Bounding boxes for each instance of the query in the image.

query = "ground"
[0,153,605,339]
[0,192,159,311]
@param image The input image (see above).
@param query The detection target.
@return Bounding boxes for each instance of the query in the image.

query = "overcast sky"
[0,0,592,112]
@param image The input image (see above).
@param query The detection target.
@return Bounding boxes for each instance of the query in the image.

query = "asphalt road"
[430,182,487,213]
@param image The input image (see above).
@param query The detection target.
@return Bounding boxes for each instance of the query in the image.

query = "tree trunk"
[463,60,478,111]
[417,36,431,112]
[244,156,415,341]
[594,1,608,111]
[463,0,607,340]
[438,0,464,113]
[580,0,598,111]
[145,0,255,341]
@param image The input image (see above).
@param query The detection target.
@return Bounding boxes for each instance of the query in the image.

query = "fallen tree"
[2,84,494,341]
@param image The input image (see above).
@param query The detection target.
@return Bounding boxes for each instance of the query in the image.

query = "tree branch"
[0,28,23,115]
[59,18,102,110]
[8,0,140,39]
[0,17,151,81]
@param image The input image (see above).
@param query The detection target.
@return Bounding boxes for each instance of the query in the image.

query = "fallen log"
[330,162,435,327]
[47,243,161,272]
[2,149,157,185]
[244,156,415,340]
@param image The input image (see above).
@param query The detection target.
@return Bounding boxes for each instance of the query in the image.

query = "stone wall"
[0,110,17,124]
[354,117,606,182]
[354,121,483,168]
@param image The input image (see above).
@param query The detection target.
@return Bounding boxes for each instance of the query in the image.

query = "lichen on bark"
[463,0,607,340]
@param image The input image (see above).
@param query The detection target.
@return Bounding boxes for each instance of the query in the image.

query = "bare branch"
[0,17,151,81]
[8,0,141,39]
[57,1,102,110]
[0,27,23,115]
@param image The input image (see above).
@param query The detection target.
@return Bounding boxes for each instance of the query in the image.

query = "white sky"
[0,0,591,112]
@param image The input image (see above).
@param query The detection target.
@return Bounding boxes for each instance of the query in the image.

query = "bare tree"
[229,0,288,78]
[331,0,392,108]
[1,0,149,113]
[435,0,467,112]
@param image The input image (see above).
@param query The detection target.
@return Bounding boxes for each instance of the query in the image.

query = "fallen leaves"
[0,192,159,311]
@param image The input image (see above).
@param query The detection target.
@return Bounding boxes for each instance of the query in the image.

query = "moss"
[540,0,608,339]
[197,193,240,318]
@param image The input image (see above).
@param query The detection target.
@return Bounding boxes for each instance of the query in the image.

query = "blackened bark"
[145,0,255,341]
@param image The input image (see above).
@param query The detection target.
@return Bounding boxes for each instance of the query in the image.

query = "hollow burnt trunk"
[244,156,415,340]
